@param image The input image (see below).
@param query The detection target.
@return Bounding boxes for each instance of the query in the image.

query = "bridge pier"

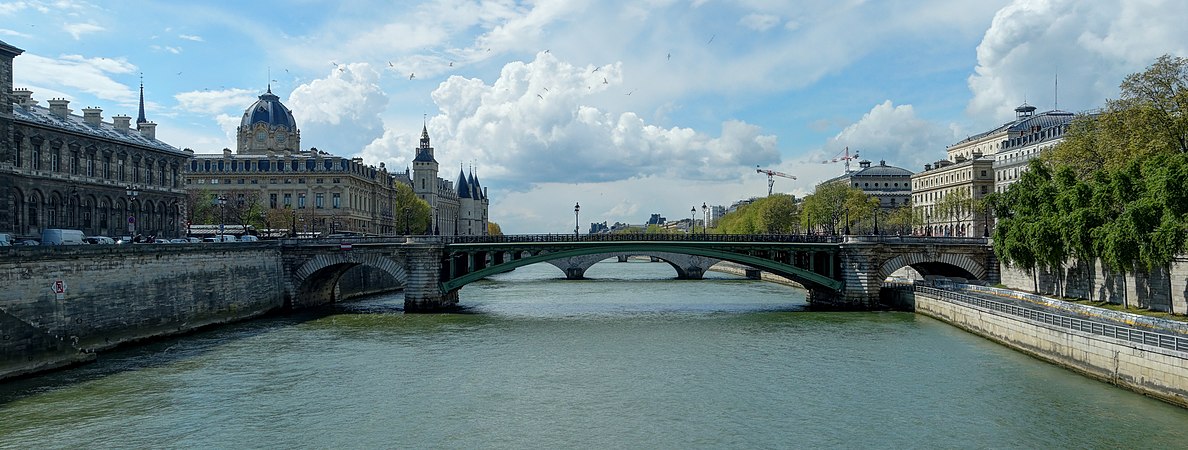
[403,238,459,312]
[564,267,586,280]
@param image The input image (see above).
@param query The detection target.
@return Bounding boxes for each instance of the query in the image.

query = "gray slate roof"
[13,102,182,154]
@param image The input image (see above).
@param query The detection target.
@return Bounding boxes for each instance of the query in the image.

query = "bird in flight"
[592,67,600,73]
[625,89,635,96]
[537,94,544,100]
[449,61,454,67]
[602,77,608,84]
[409,73,416,80]
[389,61,394,67]
[667,53,671,61]
[707,34,715,44]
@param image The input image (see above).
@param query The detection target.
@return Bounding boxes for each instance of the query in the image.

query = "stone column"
[402,237,457,312]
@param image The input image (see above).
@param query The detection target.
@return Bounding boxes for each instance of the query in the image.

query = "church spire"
[136,73,147,125]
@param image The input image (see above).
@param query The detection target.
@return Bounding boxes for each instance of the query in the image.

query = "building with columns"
[0,40,190,240]
[183,88,488,236]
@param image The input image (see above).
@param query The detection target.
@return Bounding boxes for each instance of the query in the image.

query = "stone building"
[183,88,488,236]
[822,159,914,209]
[911,103,1073,237]
[0,40,190,240]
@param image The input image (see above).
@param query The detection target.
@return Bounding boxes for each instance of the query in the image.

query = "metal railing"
[915,285,1188,353]
[443,233,844,244]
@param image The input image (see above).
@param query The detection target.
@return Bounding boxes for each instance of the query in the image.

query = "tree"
[716,194,798,234]
[800,183,868,235]
[487,221,503,236]
[393,182,431,235]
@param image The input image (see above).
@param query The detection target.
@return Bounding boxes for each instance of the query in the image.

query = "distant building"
[646,213,666,225]
[993,105,1076,193]
[183,87,489,236]
[821,159,913,209]
[1,40,190,239]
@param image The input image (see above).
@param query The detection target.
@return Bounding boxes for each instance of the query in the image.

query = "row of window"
[16,141,180,188]
[188,177,343,185]
[913,169,990,190]
[189,157,388,180]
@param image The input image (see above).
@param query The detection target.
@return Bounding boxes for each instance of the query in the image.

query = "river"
[1,260,1186,448]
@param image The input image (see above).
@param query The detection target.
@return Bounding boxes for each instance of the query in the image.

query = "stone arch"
[877,251,986,281]
[289,252,408,308]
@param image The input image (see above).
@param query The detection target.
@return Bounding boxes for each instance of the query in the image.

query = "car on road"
[85,236,116,245]
[15,239,39,246]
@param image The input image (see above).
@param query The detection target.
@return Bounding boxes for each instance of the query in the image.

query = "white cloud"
[12,53,137,104]
[967,0,1188,125]
[788,100,957,187]
[178,34,203,42]
[150,45,181,54]
[62,22,103,40]
[424,52,780,189]
[740,13,780,32]
[287,63,389,156]
[175,88,257,115]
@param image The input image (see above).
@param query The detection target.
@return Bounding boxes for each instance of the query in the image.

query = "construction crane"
[755,166,797,196]
[822,146,860,173]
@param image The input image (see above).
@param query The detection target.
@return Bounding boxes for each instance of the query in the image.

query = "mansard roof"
[12,102,182,154]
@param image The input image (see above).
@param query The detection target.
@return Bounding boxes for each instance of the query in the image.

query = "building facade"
[993,106,1075,193]
[183,89,488,236]
[1,40,190,240]
[823,159,914,209]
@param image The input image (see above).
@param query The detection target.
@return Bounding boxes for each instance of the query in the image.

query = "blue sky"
[4,0,1186,233]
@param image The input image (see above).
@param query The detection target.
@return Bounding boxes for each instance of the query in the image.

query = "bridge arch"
[545,252,723,280]
[876,251,986,281]
[289,252,407,308]
[442,244,841,295]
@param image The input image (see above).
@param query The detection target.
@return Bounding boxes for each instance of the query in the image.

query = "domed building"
[183,87,489,237]
[822,159,914,209]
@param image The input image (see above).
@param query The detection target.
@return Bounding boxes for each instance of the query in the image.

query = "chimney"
[11,88,33,106]
[972,151,983,159]
[82,106,103,126]
[925,163,933,171]
[47,98,70,118]
[223,148,232,157]
[112,115,131,130]
[138,121,157,139]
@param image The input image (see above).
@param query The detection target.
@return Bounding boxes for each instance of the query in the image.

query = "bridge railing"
[914,285,1188,353]
[442,233,845,244]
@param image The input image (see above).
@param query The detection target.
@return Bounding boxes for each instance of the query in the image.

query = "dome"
[240,87,297,131]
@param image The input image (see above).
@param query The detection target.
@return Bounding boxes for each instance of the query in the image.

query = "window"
[315,193,324,209]
[284,193,292,207]
[51,152,60,172]
[71,152,79,175]
[980,170,987,177]
[332,193,341,209]
[104,157,111,179]
[298,178,305,184]
[298,193,306,209]
[32,144,41,170]
[238,179,245,184]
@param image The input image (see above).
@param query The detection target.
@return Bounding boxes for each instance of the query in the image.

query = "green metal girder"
[439,242,843,293]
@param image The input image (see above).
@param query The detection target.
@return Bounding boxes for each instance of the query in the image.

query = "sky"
[3,0,1187,233]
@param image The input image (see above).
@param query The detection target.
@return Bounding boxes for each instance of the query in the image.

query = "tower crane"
[822,146,860,173]
[755,166,797,196]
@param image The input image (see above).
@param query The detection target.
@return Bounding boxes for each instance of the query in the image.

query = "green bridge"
[280,234,998,311]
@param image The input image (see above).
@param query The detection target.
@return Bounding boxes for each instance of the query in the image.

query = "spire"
[457,166,472,198]
[136,73,147,125]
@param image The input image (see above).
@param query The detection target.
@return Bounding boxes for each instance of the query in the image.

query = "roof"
[12,103,182,154]
[240,87,297,130]
[456,167,471,198]
[821,160,913,185]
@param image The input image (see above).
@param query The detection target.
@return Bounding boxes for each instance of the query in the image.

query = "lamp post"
[216,195,227,238]
[690,206,696,235]
[701,202,708,235]
[873,205,880,236]
[125,185,138,235]
[573,202,580,237]
[844,207,850,235]
[925,213,931,236]
[299,216,306,236]
[404,206,411,235]
[288,206,296,238]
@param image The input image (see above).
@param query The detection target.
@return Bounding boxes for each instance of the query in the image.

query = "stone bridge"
[277,234,997,312]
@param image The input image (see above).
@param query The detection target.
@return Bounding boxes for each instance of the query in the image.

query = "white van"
[203,234,238,243]
[0,233,12,246]
[41,229,86,245]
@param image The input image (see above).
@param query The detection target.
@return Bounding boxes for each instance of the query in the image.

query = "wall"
[999,257,1188,314]
[0,243,284,380]
[913,288,1188,408]
[336,265,403,301]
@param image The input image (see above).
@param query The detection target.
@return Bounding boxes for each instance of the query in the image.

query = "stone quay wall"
[0,243,285,380]
[912,286,1188,408]
[999,257,1188,315]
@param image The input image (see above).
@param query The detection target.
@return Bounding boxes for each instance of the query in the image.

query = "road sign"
[339,242,352,251]
[127,216,135,224]
[51,279,66,300]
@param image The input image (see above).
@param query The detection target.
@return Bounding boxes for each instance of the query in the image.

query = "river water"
[2,261,1187,448]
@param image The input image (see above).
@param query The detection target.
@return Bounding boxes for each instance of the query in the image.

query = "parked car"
[42,229,86,245]
[239,235,259,242]
[84,236,116,245]
[16,239,39,246]
[203,234,237,243]
[0,233,13,246]
[169,238,190,244]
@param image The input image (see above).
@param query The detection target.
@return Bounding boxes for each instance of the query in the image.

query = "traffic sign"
[127,216,135,224]
[51,279,66,300]
[339,242,353,250]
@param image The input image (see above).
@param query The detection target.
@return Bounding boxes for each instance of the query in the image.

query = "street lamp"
[125,185,139,235]
[404,206,411,235]
[701,202,708,235]
[844,207,850,235]
[690,206,696,235]
[573,202,580,237]
[925,213,931,236]
[216,195,227,237]
[873,205,880,236]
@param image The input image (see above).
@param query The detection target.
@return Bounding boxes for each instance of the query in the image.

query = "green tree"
[393,182,431,234]
[716,194,798,234]
[800,183,868,235]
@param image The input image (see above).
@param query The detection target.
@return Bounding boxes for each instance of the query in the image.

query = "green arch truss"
[439,243,843,293]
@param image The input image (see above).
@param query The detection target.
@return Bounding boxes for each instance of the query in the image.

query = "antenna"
[1054,70,1059,110]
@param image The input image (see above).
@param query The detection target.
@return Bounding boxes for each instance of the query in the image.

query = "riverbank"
[910,284,1188,408]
